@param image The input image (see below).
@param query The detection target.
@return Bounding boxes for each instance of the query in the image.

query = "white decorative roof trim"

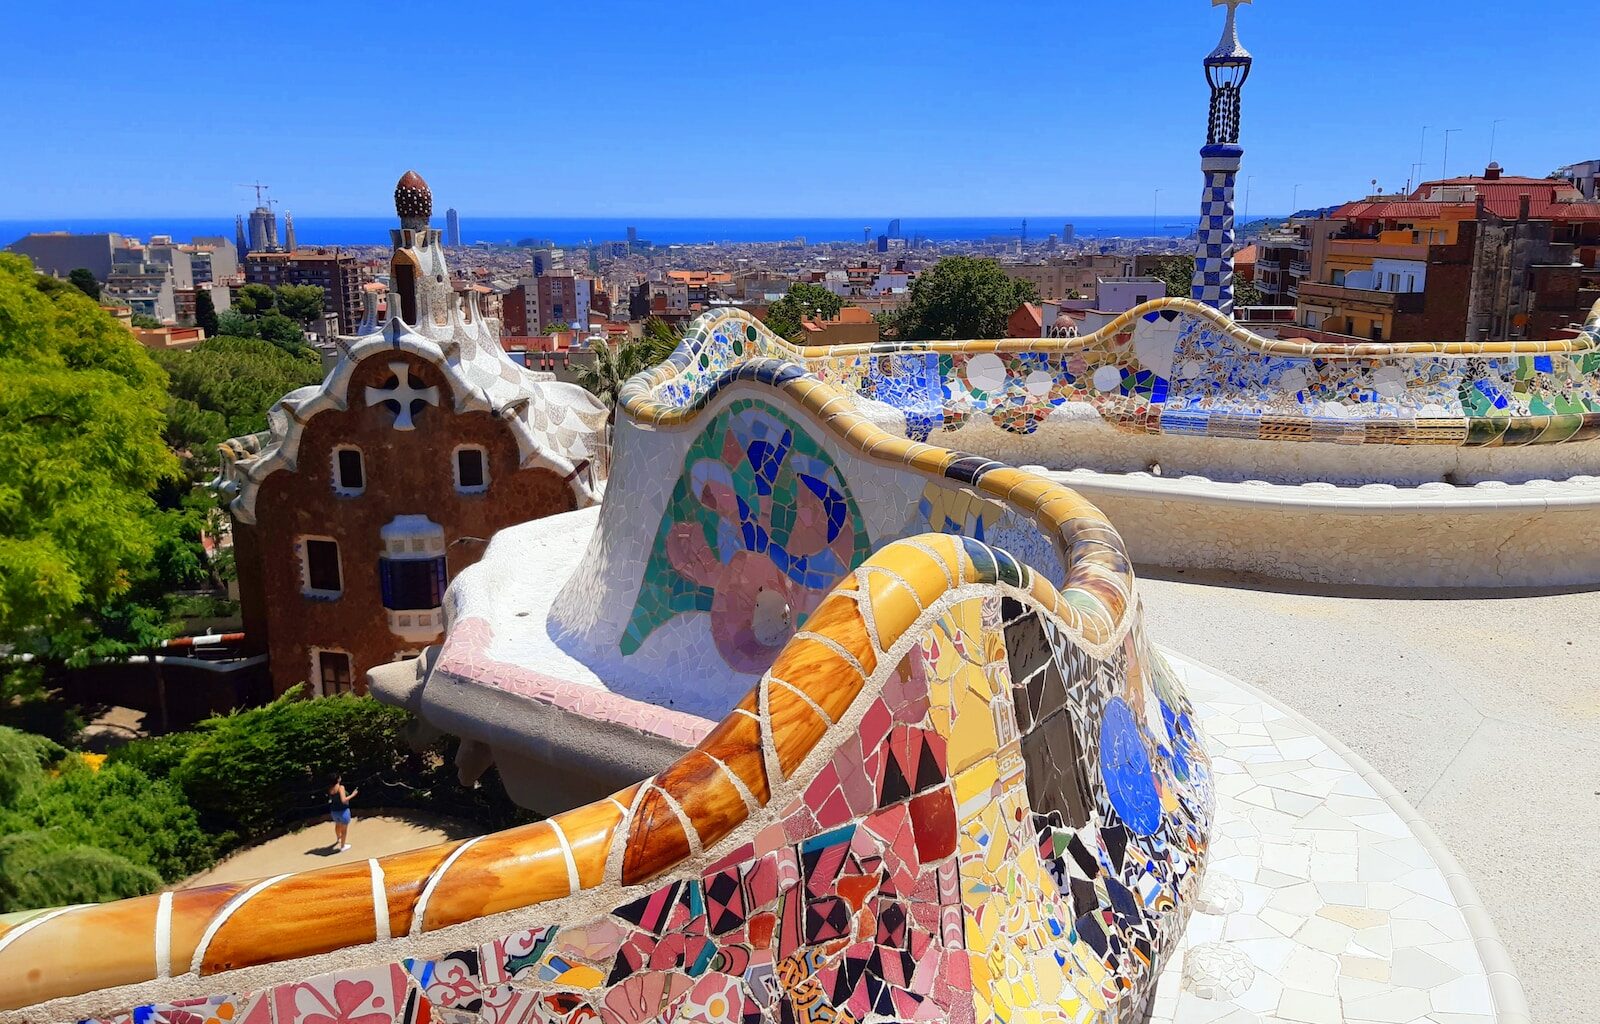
[221,312,606,524]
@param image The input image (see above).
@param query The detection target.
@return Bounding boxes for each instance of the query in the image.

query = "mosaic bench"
[624,302,1600,587]
[0,341,1215,1024]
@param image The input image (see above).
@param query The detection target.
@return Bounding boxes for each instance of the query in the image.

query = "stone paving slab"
[1152,651,1527,1024]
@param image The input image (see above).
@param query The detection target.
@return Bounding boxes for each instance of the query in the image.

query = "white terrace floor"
[1142,574,1600,1024]
[1158,652,1515,1024]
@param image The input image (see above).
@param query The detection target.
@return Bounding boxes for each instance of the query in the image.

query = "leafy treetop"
[274,284,325,327]
[761,283,845,341]
[0,254,178,654]
[67,268,99,302]
[883,257,1038,341]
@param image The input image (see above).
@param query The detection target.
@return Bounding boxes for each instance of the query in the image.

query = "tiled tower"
[1191,0,1254,316]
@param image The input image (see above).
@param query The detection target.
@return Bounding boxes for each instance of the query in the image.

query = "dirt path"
[184,812,482,886]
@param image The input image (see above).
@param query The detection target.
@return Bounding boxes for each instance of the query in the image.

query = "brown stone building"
[220,171,608,697]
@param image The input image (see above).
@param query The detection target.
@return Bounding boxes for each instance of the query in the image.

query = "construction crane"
[237,182,275,209]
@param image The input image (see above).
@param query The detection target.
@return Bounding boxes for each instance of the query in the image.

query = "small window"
[380,556,446,611]
[302,538,343,596]
[317,650,353,696]
[334,447,364,495]
[455,446,488,493]
[1332,270,1347,286]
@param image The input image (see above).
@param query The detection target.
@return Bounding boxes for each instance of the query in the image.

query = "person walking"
[327,773,358,851]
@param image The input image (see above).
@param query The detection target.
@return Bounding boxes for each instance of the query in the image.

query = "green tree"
[572,318,681,418]
[67,268,100,302]
[885,257,1039,341]
[130,313,163,329]
[761,283,845,340]
[194,287,219,336]
[1147,254,1262,309]
[110,690,529,844]
[215,309,258,339]
[575,336,656,416]
[0,253,178,665]
[275,284,325,327]
[255,311,305,349]
[234,283,276,316]
[1150,255,1196,299]
[152,335,323,446]
[638,316,682,363]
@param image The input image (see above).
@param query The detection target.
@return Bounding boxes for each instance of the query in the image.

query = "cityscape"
[0,4,1596,1024]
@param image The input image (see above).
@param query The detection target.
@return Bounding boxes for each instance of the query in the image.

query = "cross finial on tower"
[1207,0,1254,64]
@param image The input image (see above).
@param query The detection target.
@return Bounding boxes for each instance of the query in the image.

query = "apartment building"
[1003,254,1132,302]
[1295,165,1600,342]
[245,249,364,334]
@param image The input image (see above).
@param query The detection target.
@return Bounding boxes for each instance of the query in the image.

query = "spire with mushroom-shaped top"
[395,169,432,231]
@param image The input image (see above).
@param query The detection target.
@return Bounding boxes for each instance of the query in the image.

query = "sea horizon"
[0,214,1277,250]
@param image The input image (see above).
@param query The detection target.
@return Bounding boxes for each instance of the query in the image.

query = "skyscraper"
[235,215,249,261]
[1190,0,1253,316]
[627,225,638,246]
[283,212,297,253]
[887,218,901,239]
[446,207,461,247]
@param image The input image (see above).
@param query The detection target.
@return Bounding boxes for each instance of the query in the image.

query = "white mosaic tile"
[1152,652,1516,1024]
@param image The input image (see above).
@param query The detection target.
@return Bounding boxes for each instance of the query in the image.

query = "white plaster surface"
[1142,576,1597,1024]
[1043,470,1600,588]
[935,411,1600,487]
[1154,651,1522,1024]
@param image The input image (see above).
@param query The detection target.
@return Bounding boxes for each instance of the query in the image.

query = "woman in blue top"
[327,773,359,851]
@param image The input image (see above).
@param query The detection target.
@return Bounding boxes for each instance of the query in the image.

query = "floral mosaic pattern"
[648,305,1600,448]
[88,587,1209,1024]
[623,399,873,672]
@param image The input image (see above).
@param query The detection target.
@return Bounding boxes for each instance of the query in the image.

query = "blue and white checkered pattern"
[1191,162,1239,316]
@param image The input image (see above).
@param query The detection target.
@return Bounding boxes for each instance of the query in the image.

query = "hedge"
[0,832,164,912]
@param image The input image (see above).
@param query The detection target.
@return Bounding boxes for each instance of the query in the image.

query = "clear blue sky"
[1,0,1589,218]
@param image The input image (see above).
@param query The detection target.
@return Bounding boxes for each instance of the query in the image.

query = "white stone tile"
[1276,947,1340,996]
[1388,948,1461,990]
[1276,989,1342,1024]
[1342,988,1433,1023]
[1293,917,1356,956]
[1428,974,1494,1015]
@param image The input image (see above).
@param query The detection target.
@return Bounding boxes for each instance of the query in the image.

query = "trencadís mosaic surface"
[4,301,1217,1024]
[0,535,1210,1024]
[638,300,1600,448]
[624,400,873,672]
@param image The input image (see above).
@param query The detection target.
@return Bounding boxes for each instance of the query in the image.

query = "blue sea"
[0,215,1228,249]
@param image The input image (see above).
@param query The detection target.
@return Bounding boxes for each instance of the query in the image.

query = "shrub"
[0,760,213,881]
[106,728,204,781]
[169,690,422,841]
[0,831,162,912]
[0,726,64,805]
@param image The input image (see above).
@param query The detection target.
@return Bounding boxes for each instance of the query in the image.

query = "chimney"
[1485,162,1503,181]
[1519,194,1531,222]
[1476,195,1488,220]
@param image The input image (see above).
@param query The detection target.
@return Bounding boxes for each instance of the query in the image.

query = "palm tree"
[573,317,684,419]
